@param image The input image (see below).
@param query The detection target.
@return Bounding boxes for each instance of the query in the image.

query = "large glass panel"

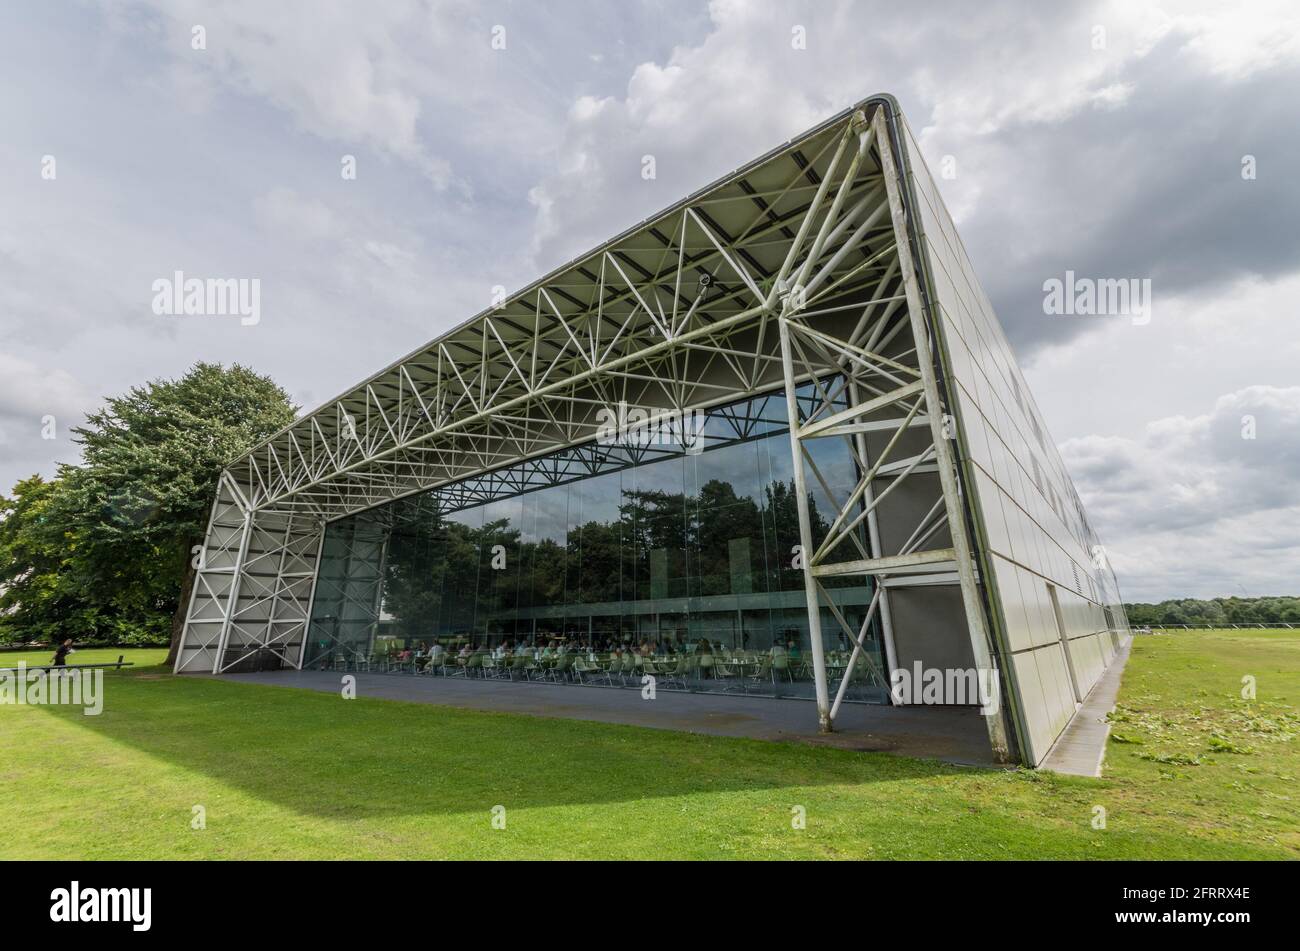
[304,383,887,702]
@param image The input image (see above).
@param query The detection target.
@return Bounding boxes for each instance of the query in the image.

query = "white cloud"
[110,0,461,186]
[1135,0,1300,79]
[1063,385,1300,600]
[525,0,1300,275]
[254,188,340,242]
[0,352,92,423]
[1025,272,1300,444]
[0,352,95,477]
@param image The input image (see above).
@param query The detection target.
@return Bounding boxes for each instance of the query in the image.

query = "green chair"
[770,650,793,685]
[572,656,600,684]
[713,658,739,691]
[599,655,623,686]
[547,654,575,683]
[695,652,714,685]
[661,655,689,690]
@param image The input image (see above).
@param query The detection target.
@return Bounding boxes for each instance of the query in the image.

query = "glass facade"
[304,384,887,702]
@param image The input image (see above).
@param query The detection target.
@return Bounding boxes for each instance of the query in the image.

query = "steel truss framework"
[178,97,1017,760]
[351,387,801,528]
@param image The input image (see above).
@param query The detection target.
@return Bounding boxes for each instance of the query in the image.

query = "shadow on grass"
[31,667,971,819]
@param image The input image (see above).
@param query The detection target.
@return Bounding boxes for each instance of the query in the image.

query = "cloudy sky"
[1,0,1296,602]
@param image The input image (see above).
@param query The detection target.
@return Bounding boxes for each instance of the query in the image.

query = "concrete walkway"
[1040,638,1133,777]
[211,669,998,767]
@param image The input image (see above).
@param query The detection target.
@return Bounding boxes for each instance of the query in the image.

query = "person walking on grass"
[51,638,74,672]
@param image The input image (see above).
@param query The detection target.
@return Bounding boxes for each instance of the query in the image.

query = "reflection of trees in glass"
[377,472,839,638]
[694,480,763,596]
[527,537,566,608]
[765,478,837,591]
[569,518,621,603]
[382,531,440,639]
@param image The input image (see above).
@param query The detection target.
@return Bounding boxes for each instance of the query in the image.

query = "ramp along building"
[176,95,1130,767]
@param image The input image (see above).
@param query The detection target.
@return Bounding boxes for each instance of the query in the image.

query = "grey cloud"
[963,48,1300,355]
[524,1,1300,361]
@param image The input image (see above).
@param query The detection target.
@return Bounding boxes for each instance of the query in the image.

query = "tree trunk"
[164,538,199,669]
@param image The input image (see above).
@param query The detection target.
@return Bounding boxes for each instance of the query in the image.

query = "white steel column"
[173,477,222,674]
[176,472,254,674]
[296,523,328,669]
[849,379,900,699]
[366,532,389,657]
[210,506,253,675]
[778,315,833,732]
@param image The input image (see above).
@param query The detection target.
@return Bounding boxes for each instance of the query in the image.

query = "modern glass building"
[176,95,1130,766]
[302,386,887,702]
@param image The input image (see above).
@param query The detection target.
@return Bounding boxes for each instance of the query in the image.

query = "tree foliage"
[1124,596,1300,626]
[0,363,296,652]
[373,476,836,642]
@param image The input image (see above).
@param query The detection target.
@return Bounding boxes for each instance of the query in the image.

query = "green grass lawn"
[1,630,1295,859]
[0,647,169,669]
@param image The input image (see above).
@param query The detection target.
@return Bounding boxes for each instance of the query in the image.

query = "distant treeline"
[1124,596,1300,626]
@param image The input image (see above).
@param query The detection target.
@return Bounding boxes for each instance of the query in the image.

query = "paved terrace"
[1040,638,1134,777]
[211,670,998,767]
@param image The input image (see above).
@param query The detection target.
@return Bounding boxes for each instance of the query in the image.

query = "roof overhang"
[225,95,909,524]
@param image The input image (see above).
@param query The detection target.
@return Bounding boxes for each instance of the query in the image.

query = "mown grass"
[1101,628,1298,855]
[0,631,1294,859]
[0,647,168,669]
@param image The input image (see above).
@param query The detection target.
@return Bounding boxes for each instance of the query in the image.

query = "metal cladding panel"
[896,116,1131,765]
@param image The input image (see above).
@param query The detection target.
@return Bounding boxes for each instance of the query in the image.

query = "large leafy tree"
[0,475,99,642]
[0,363,295,660]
